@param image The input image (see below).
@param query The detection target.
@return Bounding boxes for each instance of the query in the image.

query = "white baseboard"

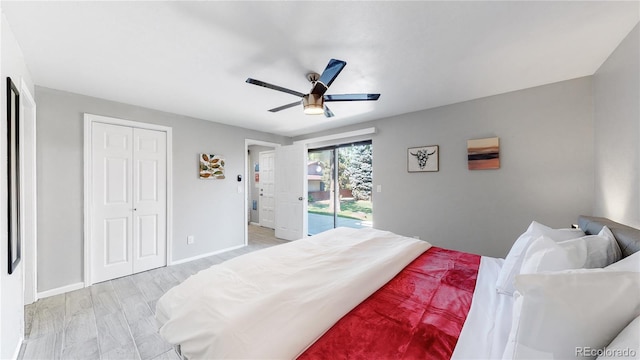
[170,244,245,265]
[249,221,260,226]
[37,282,84,299]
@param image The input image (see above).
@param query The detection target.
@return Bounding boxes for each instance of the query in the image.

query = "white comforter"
[452,256,514,359]
[156,227,431,360]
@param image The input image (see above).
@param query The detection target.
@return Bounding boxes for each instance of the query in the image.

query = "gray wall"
[593,24,640,228]
[35,87,287,292]
[296,77,594,258]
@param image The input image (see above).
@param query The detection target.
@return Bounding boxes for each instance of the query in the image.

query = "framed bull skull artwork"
[408,145,439,172]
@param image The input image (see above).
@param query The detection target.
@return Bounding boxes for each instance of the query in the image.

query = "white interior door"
[259,151,275,229]
[91,123,167,283]
[132,128,167,273]
[275,144,307,240]
[91,123,134,283]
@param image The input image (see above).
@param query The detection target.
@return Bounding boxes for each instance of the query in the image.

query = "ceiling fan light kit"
[303,94,324,115]
[246,58,380,118]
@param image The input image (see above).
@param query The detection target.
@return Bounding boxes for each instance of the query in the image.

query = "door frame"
[244,139,280,246]
[20,80,37,304]
[83,114,173,287]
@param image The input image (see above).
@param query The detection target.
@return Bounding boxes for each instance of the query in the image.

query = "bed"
[155,216,640,359]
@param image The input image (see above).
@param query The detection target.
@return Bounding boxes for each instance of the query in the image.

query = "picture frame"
[199,153,226,179]
[408,145,439,172]
[467,137,500,170]
[7,77,21,274]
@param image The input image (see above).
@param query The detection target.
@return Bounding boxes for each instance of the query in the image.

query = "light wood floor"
[18,225,284,360]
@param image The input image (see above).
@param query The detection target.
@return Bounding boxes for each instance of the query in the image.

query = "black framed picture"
[7,77,21,274]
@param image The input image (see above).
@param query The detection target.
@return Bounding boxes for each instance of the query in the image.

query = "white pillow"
[595,226,623,266]
[502,270,640,360]
[599,225,616,243]
[496,221,585,295]
[606,251,640,272]
[596,315,639,360]
[519,228,622,275]
[518,235,582,274]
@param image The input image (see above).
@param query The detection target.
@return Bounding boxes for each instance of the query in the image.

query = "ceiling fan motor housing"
[306,72,320,83]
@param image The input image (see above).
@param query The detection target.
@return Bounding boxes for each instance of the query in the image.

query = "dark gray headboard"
[578,216,640,258]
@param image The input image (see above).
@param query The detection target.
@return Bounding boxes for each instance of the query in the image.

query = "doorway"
[307,141,372,235]
[258,150,275,229]
[247,144,276,226]
[245,140,279,244]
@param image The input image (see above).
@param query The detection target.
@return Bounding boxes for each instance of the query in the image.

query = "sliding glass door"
[307,141,372,235]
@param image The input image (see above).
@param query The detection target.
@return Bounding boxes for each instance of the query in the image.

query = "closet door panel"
[91,123,134,283]
[132,128,167,273]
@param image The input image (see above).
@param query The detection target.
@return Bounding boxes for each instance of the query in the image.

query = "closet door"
[91,123,167,283]
[132,128,167,273]
[91,123,134,283]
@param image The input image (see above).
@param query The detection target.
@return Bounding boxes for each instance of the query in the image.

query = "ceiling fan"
[246,59,380,118]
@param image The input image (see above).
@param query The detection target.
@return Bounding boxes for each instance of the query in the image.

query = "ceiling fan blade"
[310,59,347,95]
[324,105,335,118]
[324,93,381,101]
[246,78,305,98]
[268,101,301,113]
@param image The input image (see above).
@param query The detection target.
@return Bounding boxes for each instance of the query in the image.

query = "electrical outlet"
[187,235,194,245]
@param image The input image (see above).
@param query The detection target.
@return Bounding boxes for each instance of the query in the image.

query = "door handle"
[298,197,304,201]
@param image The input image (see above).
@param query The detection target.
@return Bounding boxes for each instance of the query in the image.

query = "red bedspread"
[298,246,481,360]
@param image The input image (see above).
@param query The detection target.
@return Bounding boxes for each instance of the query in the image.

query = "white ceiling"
[3,1,638,137]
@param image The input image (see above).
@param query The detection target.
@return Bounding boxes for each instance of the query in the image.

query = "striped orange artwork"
[467,137,500,170]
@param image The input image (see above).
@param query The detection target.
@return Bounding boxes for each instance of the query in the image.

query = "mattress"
[155,227,512,359]
[156,227,430,359]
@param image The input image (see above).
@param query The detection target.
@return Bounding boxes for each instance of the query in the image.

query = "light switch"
[376,185,382,193]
